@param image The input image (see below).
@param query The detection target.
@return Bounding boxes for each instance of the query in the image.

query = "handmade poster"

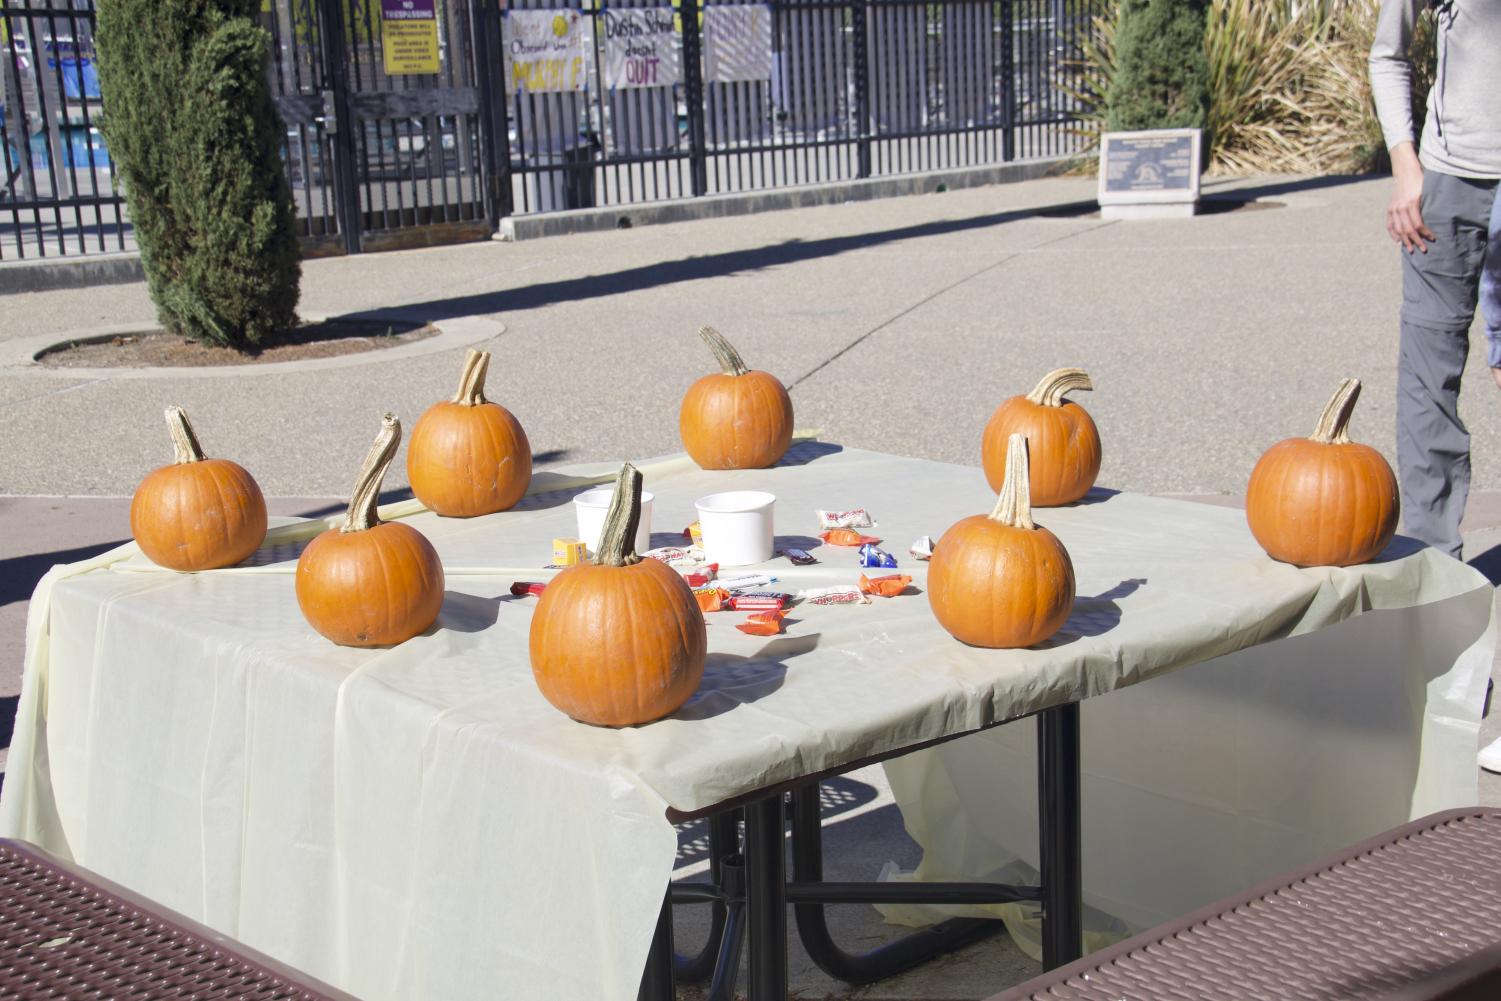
[703,4,772,83]
[381,0,440,75]
[503,9,589,94]
[601,7,680,89]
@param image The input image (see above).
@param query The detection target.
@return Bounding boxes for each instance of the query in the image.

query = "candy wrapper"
[552,538,587,567]
[510,581,547,598]
[857,543,899,569]
[644,546,707,568]
[858,573,912,598]
[817,508,877,530]
[694,587,731,613]
[717,573,777,591]
[820,529,881,548]
[736,609,787,636]
[683,521,704,548]
[728,593,786,612]
[909,536,935,561]
[682,564,720,588]
[781,548,819,566]
[798,585,870,606]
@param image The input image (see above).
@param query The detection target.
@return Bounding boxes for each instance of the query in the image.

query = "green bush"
[96,0,300,349]
[1106,0,1211,133]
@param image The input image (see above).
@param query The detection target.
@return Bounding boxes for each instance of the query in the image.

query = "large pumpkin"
[297,414,445,647]
[130,406,267,572]
[530,463,707,726]
[408,349,532,517]
[1246,378,1398,567]
[929,434,1075,648]
[680,326,794,470]
[982,368,1101,506]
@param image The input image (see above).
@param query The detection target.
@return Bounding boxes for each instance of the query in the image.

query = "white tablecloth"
[1,442,1493,1000]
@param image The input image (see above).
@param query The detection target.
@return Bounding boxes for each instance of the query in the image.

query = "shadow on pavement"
[0,541,127,609]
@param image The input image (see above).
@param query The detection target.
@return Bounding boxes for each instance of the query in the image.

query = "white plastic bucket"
[695,491,776,567]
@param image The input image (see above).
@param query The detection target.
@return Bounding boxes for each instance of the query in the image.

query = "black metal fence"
[1,0,1101,261]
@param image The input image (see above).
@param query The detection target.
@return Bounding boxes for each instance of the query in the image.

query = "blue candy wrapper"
[857,543,898,569]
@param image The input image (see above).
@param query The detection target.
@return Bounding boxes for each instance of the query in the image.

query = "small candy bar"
[858,573,912,598]
[798,585,871,606]
[644,546,699,566]
[736,609,787,636]
[820,529,881,547]
[729,594,786,612]
[909,536,935,561]
[510,581,547,598]
[552,538,588,566]
[817,508,876,529]
[857,543,899,569]
[694,587,731,613]
[781,548,819,566]
[683,521,705,548]
[717,573,776,591]
[682,563,721,588]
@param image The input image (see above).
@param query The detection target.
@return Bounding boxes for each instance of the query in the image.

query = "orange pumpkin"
[680,326,794,470]
[982,368,1101,506]
[1246,378,1398,567]
[408,349,532,517]
[297,414,445,647]
[130,406,267,572]
[530,463,706,726]
[929,434,1075,648]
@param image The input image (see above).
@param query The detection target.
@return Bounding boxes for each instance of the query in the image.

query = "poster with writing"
[601,8,681,89]
[503,9,588,94]
[703,5,772,83]
[381,0,440,75]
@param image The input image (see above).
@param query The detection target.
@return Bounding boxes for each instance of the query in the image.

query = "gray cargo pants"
[1397,170,1500,559]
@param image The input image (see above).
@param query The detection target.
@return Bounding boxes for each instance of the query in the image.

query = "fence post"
[851,0,871,178]
[679,0,708,197]
[1000,0,1015,162]
[470,0,513,224]
[315,0,362,254]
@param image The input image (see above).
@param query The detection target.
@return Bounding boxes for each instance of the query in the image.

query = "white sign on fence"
[503,9,589,94]
[601,7,681,89]
[703,5,773,83]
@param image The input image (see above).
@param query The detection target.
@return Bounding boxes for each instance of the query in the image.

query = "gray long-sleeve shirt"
[1369,0,1501,179]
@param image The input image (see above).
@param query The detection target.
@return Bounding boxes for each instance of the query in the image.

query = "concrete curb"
[497,157,1076,241]
[0,314,505,379]
[0,252,144,295]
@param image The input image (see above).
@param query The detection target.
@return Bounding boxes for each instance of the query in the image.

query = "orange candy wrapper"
[694,587,731,613]
[736,609,787,636]
[820,529,881,547]
[859,573,913,598]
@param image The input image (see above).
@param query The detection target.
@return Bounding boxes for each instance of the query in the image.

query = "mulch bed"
[37,318,437,368]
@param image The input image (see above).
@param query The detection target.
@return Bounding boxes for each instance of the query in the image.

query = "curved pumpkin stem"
[1024,368,1094,407]
[594,463,644,567]
[450,349,491,406]
[165,406,206,464]
[699,326,750,377]
[988,434,1035,530]
[1309,378,1361,445]
[342,413,401,533]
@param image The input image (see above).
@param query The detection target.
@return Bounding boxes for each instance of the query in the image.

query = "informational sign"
[381,0,441,75]
[601,7,680,89]
[503,9,588,94]
[703,5,772,83]
[1097,128,1202,219]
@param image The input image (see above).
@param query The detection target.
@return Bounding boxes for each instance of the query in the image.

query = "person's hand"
[1387,142,1435,254]
[1491,366,1501,392]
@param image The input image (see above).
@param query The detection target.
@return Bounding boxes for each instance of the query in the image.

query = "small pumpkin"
[297,414,445,647]
[130,406,267,572]
[408,348,532,517]
[982,368,1101,506]
[680,326,794,470]
[929,434,1075,648]
[1246,378,1398,567]
[529,463,707,726]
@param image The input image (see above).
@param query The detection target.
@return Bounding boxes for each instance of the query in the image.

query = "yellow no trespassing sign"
[381,0,441,75]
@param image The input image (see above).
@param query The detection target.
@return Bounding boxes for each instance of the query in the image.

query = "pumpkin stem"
[1024,368,1094,407]
[342,413,401,533]
[699,326,750,377]
[1309,378,1361,445]
[594,463,644,567]
[988,434,1036,530]
[450,349,491,406]
[165,406,206,464]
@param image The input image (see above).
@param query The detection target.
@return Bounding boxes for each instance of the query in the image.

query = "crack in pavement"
[786,219,1119,392]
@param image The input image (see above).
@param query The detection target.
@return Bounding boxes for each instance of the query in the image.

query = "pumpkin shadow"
[1369,534,1428,565]
[775,441,844,467]
[436,590,505,633]
[1068,487,1121,507]
[1046,577,1147,644]
[673,633,821,721]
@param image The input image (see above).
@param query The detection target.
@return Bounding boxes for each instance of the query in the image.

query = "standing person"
[1369,0,1500,563]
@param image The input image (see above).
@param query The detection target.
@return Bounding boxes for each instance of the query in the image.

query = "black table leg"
[745,794,788,1000]
[676,810,741,984]
[1038,702,1082,970]
[637,888,676,1001]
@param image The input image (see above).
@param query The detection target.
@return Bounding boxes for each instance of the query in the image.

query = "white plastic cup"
[574,488,654,556]
[695,491,776,567]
